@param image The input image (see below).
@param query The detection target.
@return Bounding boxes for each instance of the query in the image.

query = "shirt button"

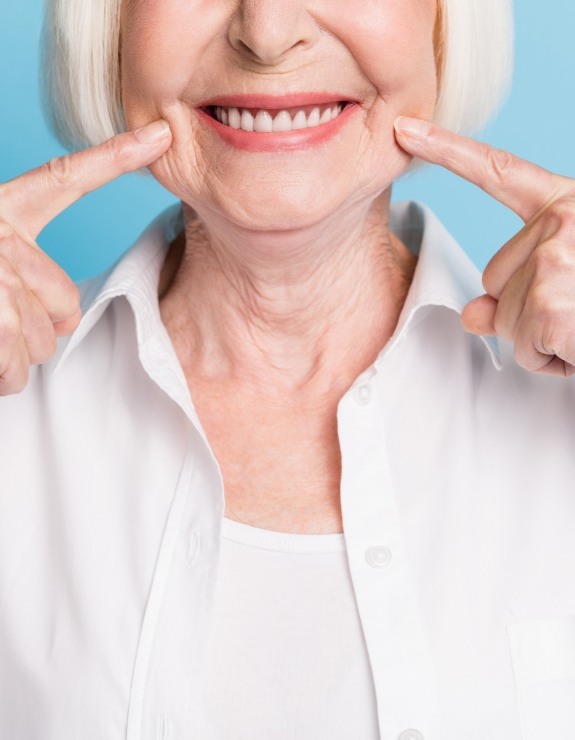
[398,731,424,740]
[187,531,200,566]
[353,383,372,406]
[365,545,392,568]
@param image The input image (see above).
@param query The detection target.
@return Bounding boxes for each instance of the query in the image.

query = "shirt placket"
[127,441,224,740]
[125,327,225,740]
[338,368,441,740]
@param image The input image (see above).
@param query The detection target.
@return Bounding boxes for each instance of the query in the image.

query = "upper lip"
[197,93,356,110]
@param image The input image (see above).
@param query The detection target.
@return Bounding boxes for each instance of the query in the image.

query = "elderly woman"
[1,0,575,738]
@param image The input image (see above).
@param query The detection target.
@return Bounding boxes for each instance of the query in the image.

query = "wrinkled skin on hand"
[396,117,575,378]
[0,120,172,395]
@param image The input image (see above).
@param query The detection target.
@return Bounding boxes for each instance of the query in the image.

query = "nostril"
[237,39,255,56]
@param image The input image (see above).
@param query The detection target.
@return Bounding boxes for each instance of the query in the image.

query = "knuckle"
[544,202,575,240]
[539,324,564,358]
[485,148,514,185]
[531,242,572,275]
[527,296,571,357]
[557,204,575,233]
[0,220,16,241]
[528,283,561,319]
[44,154,76,190]
[0,311,21,346]
[540,205,564,235]
[0,266,22,294]
[104,135,131,167]
[105,135,124,158]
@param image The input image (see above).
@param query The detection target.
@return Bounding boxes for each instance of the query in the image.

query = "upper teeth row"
[214,104,344,133]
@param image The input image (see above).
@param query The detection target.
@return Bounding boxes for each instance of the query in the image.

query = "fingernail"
[394,117,431,140]
[135,119,171,144]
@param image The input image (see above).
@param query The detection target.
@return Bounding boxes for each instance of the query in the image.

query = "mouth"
[196,94,358,152]
[203,102,350,133]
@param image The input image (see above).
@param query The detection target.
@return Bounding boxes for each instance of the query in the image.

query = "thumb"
[461,294,498,336]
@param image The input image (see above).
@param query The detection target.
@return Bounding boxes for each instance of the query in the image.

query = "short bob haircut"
[41,0,514,151]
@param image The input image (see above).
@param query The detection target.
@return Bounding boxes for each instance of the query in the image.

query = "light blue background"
[1,0,573,280]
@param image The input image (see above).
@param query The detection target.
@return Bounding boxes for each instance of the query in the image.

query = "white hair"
[41,0,124,148]
[41,0,514,150]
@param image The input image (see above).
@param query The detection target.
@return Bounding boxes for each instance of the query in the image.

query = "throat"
[159,203,416,393]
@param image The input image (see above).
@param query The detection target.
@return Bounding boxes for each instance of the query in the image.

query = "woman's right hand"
[0,119,172,395]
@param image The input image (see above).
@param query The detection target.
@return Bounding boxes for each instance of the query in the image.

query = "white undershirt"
[196,517,381,739]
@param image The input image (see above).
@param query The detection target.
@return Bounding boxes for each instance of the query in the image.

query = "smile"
[206,103,347,133]
[197,95,358,152]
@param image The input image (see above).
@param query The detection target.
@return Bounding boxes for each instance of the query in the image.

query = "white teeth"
[213,103,346,133]
[228,107,241,129]
[273,110,293,132]
[240,109,254,131]
[307,107,320,127]
[292,110,307,130]
[254,110,273,133]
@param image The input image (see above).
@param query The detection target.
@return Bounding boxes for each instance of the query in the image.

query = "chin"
[209,182,351,233]
[151,138,408,234]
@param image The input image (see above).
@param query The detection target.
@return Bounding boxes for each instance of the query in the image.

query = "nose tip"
[228,0,317,66]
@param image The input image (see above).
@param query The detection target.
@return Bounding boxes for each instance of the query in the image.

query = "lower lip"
[197,104,359,152]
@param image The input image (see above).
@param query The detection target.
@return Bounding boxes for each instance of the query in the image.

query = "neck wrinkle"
[159,193,416,396]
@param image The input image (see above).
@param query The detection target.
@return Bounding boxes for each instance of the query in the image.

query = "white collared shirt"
[1,202,575,740]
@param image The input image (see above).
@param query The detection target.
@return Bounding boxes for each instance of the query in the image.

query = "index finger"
[1,120,172,241]
[394,117,567,223]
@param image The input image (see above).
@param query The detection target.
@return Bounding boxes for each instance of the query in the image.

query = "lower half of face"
[121,0,438,232]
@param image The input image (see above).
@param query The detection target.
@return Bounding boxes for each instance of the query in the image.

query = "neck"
[159,190,416,397]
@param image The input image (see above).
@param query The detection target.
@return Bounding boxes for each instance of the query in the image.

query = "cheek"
[120,0,223,127]
[327,0,438,112]
[120,0,438,213]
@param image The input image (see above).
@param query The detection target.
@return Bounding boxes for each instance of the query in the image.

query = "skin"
[395,118,575,377]
[0,1,575,529]
[120,0,438,231]
[0,122,173,394]
[119,0,437,532]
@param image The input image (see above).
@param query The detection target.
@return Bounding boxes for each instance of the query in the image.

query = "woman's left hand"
[394,117,575,378]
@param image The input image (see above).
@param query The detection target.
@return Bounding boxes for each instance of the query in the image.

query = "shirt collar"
[55,201,501,372]
[386,201,501,370]
[55,204,183,371]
